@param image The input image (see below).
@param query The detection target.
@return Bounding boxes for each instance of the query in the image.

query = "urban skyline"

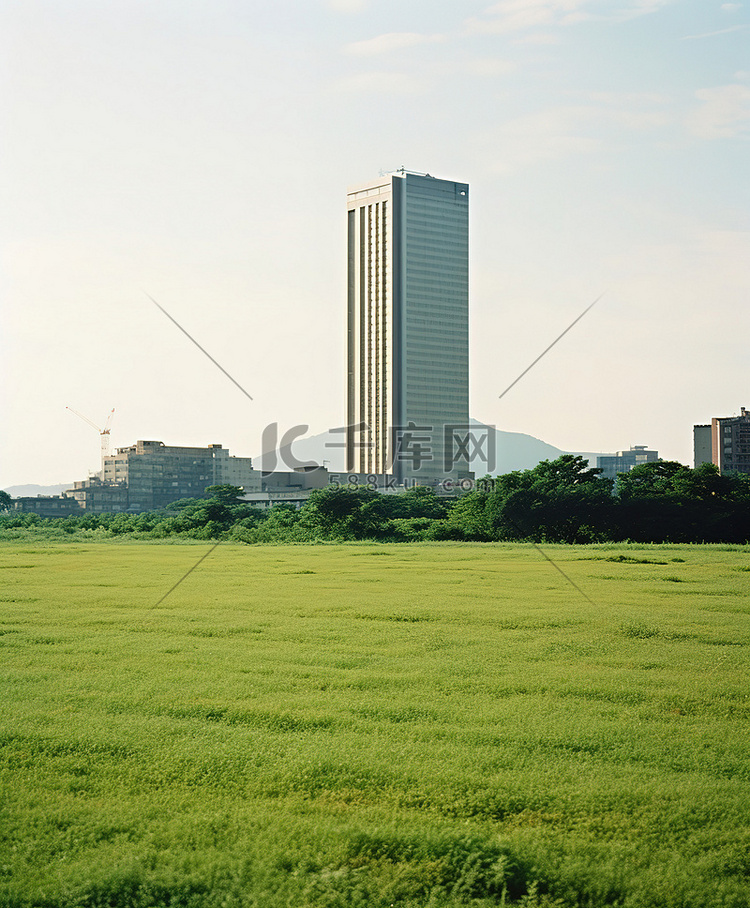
[2,1,748,487]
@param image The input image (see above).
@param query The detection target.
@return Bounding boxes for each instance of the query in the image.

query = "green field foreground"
[1,541,749,908]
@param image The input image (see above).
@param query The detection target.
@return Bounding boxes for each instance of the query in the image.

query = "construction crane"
[66,407,115,470]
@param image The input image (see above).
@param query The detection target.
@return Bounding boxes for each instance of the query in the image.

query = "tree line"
[2,456,750,544]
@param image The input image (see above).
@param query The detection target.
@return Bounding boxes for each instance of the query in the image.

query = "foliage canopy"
[3,460,750,543]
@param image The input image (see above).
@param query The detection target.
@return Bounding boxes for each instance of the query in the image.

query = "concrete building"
[212,446,259,488]
[22,446,326,515]
[242,466,330,509]
[67,477,129,513]
[10,495,82,518]
[346,169,470,484]
[240,468,461,510]
[709,408,750,474]
[597,446,659,480]
[100,440,261,511]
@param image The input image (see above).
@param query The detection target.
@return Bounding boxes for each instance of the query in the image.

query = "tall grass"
[1,541,749,906]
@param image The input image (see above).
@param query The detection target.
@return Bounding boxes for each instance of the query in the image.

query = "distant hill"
[255,420,610,476]
[477,422,563,475]
[3,483,75,498]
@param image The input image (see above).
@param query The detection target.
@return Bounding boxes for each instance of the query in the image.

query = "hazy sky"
[2,0,749,487]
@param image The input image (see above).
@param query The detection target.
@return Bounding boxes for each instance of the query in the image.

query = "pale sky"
[2,0,749,487]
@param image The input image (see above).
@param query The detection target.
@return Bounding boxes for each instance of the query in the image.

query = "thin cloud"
[682,24,748,39]
[687,83,750,138]
[345,32,445,56]
[334,55,515,97]
[465,0,589,36]
[611,0,674,19]
[465,0,674,34]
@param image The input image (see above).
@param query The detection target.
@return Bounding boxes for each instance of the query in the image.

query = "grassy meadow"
[1,540,749,907]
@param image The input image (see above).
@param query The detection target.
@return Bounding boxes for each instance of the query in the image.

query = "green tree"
[397,486,449,519]
[251,504,308,542]
[300,486,449,541]
[436,457,615,543]
[483,456,614,542]
[165,485,254,537]
[438,482,494,540]
[617,460,750,542]
[202,485,247,506]
[301,487,381,539]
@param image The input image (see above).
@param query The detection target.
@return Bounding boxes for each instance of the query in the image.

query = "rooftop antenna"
[66,407,115,474]
[379,165,407,177]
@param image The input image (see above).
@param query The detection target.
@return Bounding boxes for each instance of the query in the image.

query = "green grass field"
[1,540,749,907]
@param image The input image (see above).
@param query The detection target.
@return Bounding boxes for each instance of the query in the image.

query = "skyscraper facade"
[346,170,470,483]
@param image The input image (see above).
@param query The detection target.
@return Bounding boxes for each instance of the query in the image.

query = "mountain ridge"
[255,420,608,477]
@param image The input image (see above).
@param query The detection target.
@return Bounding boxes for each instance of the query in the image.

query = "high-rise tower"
[346,170,470,482]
